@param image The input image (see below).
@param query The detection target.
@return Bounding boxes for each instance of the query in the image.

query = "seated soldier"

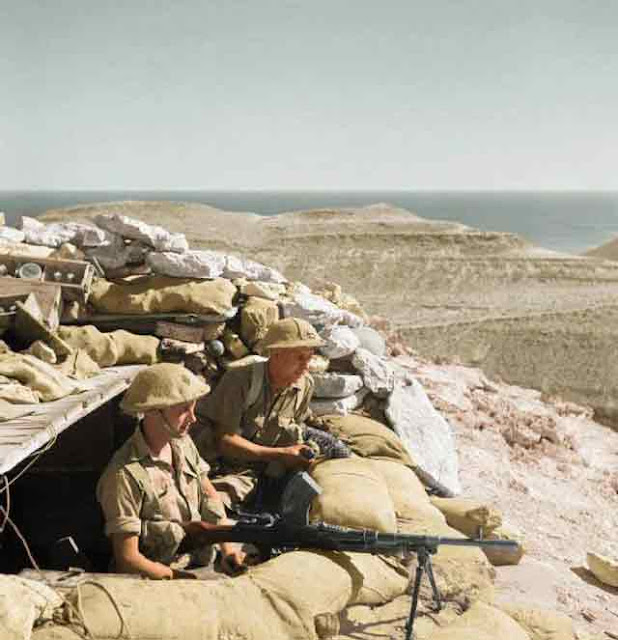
[96,363,245,579]
[195,317,349,509]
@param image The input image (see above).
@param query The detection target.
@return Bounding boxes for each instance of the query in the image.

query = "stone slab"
[385,379,461,496]
[310,388,369,417]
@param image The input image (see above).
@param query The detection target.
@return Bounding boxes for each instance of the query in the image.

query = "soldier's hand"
[278,444,315,470]
[171,568,198,580]
[220,548,248,576]
[305,415,330,431]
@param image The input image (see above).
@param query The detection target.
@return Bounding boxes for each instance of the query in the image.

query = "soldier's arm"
[218,432,313,469]
[111,533,173,580]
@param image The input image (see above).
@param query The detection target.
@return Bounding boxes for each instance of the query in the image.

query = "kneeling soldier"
[97,363,245,579]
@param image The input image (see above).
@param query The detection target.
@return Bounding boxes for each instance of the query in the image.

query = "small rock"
[312,373,364,399]
[95,212,188,253]
[147,250,226,279]
[222,254,286,283]
[351,348,396,398]
[239,281,286,300]
[319,325,360,360]
[281,291,364,328]
[0,226,25,244]
[352,326,387,357]
[310,388,368,417]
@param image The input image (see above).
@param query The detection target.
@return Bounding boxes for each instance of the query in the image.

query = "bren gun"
[191,474,518,640]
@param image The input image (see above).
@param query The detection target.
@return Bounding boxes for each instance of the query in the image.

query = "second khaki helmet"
[260,318,324,352]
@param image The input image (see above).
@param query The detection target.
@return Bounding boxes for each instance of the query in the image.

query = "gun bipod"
[405,547,442,640]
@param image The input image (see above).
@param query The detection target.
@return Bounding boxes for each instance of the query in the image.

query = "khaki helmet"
[120,363,210,415]
[260,317,325,352]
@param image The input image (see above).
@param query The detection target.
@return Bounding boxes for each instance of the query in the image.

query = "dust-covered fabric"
[0,354,84,402]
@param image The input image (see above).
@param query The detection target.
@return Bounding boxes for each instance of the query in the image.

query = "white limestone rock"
[319,325,360,360]
[222,254,286,283]
[95,212,188,253]
[281,292,364,328]
[310,388,368,416]
[19,217,111,249]
[0,227,25,244]
[21,217,76,247]
[385,379,461,496]
[352,326,387,357]
[147,250,226,279]
[351,348,396,398]
[312,373,364,399]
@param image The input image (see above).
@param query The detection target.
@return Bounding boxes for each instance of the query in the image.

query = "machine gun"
[193,473,518,640]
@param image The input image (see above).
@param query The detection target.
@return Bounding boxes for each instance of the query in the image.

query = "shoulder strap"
[245,359,267,410]
[123,461,154,508]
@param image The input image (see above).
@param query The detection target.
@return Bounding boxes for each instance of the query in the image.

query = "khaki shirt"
[97,427,224,566]
[196,360,314,448]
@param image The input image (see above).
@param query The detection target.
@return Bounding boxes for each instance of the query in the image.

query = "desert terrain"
[37,200,618,638]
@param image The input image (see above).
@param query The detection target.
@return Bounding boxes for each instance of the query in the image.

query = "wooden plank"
[0,365,144,475]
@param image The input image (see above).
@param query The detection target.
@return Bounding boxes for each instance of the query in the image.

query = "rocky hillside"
[40,200,618,429]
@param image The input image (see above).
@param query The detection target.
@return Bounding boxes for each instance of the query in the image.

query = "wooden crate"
[0,254,95,302]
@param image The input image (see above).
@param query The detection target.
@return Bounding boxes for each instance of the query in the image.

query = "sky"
[2,0,618,191]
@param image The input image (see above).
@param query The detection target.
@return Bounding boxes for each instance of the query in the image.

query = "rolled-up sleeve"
[97,469,142,537]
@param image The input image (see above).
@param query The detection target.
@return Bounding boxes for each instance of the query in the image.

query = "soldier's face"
[161,400,198,437]
[270,347,314,386]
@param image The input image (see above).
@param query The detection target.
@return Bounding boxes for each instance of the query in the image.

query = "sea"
[2,190,618,255]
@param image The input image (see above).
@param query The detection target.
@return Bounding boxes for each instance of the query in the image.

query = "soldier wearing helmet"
[96,363,246,579]
[195,317,347,508]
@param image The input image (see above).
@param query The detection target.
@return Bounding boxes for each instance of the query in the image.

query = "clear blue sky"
[2,1,617,190]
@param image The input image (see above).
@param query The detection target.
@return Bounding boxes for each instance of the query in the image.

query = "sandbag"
[0,355,83,402]
[499,604,576,640]
[310,457,397,532]
[57,326,118,368]
[483,524,526,566]
[240,296,279,347]
[367,459,446,529]
[429,497,502,538]
[427,601,530,640]
[322,414,414,466]
[55,350,101,380]
[0,575,62,640]
[52,575,314,640]
[57,326,159,367]
[89,276,236,315]
[110,330,160,365]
